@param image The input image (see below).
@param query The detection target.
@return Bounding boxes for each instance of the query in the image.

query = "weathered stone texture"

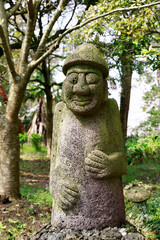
[124,183,151,203]
[50,43,126,230]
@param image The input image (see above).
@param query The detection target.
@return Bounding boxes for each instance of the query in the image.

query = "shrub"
[30,133,44,151]
[126,134,160,164]
[19,132,28,148]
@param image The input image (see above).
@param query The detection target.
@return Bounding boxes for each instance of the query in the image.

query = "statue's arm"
[85,99,126,179]
[85,150,126,179]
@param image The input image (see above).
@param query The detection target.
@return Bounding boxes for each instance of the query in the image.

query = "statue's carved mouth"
[71,95,93,106]
[72,95,92,101]
[72,99,92,106]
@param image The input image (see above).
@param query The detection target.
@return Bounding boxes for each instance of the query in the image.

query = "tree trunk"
[46,92,53,158]
[42,61,53,158]
[120,55,132,140]
[0,116,20,198]
[157,65,160,133]
[0,77,28,198]
[157,61,160,112]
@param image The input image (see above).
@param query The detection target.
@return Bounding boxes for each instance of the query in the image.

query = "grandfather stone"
[50,43,126,230]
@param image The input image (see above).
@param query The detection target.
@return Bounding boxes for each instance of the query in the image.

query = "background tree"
[28,57,63,157]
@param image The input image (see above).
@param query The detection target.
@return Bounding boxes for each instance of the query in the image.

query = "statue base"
[31,222,145,240]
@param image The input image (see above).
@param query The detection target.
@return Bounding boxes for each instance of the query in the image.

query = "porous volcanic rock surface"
[31,222,145,240]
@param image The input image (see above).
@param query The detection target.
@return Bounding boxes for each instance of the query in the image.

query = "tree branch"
[7,0,22,19]
[64,0,77,29]
[0,3,18,81]
[30,79,44,85]
[17,0,41,73]
[29,1,160,70]
[33,0,69,60]
[146,30,160,35]
[0,24,17,81]
[52,54,64,59]
[14,5,57,16]
[9,17,25,36]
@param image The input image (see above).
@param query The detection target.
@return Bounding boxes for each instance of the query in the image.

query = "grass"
[20,183,52,207]
[20,143,47,160]
[123,163,160,185]
[0,144,160,239]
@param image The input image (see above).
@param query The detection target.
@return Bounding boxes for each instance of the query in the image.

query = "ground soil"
[0,157,51,240]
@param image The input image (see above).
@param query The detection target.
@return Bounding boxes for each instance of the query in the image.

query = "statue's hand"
[58,183,79,210]
[85,150,110,179]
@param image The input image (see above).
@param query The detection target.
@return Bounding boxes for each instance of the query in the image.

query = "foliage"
[140,46,160,71]
[125,198,160,239]
[133,70,160,135]
[30,134,44,151]
[19,132,28,148]
[27,71,45,100]
[125,134,160,164]
[71,0,157,55]
[20,183,52,207]
[20,143,47,160]
[7,219,27,240]
[141,84,160,134]
[136,108,160,134]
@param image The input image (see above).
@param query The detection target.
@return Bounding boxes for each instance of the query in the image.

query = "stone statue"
[50,43,126,230]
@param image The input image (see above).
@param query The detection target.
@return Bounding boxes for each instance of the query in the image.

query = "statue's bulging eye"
[72,77,77,84]
[86,73,98,84]
[67,73,78,84]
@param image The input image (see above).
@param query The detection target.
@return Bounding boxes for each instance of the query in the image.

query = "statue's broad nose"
[73,74,90,95]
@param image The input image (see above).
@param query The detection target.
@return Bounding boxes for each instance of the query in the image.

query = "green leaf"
[8,219,18,224]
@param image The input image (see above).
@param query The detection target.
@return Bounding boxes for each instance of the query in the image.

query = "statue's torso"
[56,105,110,182]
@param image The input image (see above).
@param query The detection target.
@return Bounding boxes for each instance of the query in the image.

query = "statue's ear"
[103,79,108,101]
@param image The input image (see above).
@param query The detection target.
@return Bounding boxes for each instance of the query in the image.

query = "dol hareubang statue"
[50,43,126,230]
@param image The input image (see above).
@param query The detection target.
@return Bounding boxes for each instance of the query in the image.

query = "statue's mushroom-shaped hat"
[62,43,109,78]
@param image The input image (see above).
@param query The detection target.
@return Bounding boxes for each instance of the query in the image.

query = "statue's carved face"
[62,65,106,115]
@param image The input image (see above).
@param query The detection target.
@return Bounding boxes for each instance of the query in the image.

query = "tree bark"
[42,61,53,158]
[157,59,160,112]
[0,76,29,198]
[46,92,53,158]
[157,64,160,133]
[0,116,20,198]
[120,55,132,140]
